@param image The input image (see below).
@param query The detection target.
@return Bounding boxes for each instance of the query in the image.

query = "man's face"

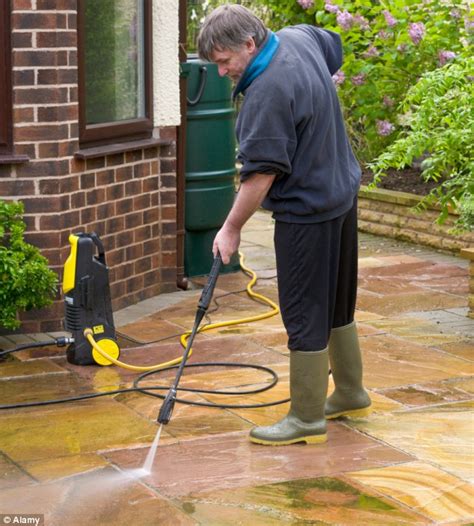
[211,37,256,82]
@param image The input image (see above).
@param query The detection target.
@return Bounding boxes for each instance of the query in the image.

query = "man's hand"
[213,222,241,264]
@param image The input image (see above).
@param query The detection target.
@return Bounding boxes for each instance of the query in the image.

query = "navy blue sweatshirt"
[237,25,361,223]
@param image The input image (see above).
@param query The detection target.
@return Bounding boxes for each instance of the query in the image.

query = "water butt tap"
[156,254,222,425]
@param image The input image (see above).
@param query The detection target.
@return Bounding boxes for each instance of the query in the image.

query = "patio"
[0,209,473,525]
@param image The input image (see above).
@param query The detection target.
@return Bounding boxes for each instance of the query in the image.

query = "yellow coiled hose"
[84,252,279,371]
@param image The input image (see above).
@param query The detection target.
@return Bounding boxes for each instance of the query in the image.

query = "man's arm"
[213,173,276,263]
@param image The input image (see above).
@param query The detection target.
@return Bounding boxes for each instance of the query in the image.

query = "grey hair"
[198,4,267,62]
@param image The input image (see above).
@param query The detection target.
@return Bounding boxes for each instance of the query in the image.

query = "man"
[198,4,371,446]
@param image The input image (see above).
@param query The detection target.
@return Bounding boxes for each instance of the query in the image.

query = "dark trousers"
[274,197,358,352]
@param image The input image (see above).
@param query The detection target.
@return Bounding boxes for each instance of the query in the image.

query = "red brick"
[143,207,159,224]
[16,159,70,177]
[116,165,133,182]
[13,69,35,86]
[38,68,78,85]
[71,192,85,208]
[14,143,35,158]
[80,207,96,224]
[161,175,176,189]
[15,124,69,142]
[116,230,133,248]
[105,216,125,233]
[25,231,62,249]
[23,195,69,213]
[162,222,176,236]
[160,126,177,141]
[0,179,36,196]
[14,50,68,68]
[160,159,176,173]
[116,198,133,215]
[126,275,144,294]
[143,176,159,192]
[13,0,33,9]
[143,239,160,255]
[134,256,152,276]
[37,0,76,8]
[86,188,106,205]
[15,86,69,104]
[37,31,76,48]
[68,86,78,103]
[125,212,143,229]
[13,106,35,122]
[12,32,32,48]
[80,172,96,189]
[12,13,67,30]
[106,153,124,167]
[134,225,151,242]
[125,150,143,163]
[39,214,61,230]
[38,104,78,122]
[144,147,160,160]
[97,202,115,220]
[60,210,81,229]
[38,179,60,194]
[68,13,77,30]
[161,190,176,206]
[106,184,124,201]
[161,206,176,221]
[132,194,150,210]
[96,169,115,186]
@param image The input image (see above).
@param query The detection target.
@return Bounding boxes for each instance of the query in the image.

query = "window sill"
[74,138,172,160]
[0,154,30,165]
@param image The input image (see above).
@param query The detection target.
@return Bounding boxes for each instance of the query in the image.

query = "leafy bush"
[254,0,472,162]
[369,55,474,229]
[0,200,58,330]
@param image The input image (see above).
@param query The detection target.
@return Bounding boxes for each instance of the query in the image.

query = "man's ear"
[246,37,256,54]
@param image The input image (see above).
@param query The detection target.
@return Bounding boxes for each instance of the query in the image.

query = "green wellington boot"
[325,321,371,419]
[250,349,328,446]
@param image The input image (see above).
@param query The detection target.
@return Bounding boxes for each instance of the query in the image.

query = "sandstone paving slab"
[440,343,473,363]
[377,378,474,407]
[355,310,385,322]
[363,317,466,347]
[117,317,188,344]
[22,453,108,483]
[0,371,103,406]
[356,289,466,317]
[104,425,414,498]
[344,401,473,482]
[0,358,68,380]
[175,474,426,525]
[0,466,197,526]
[0,398,157,464]
[360,334,473,389]
[346,461,474,524]
[0,452,34,490]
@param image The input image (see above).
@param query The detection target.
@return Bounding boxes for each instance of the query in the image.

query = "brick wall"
[0,0,178,333]
[358,186,474,252]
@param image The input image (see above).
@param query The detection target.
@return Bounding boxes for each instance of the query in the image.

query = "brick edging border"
[358,185,474,253]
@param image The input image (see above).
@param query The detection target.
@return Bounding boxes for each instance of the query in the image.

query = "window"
[78,0,153,147]
[0,0,13,156]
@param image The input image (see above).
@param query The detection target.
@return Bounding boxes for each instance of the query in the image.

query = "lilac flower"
[383,10,397,27]
[377,30,390,40]
[363,46,379,58]
[325,3,340,14]
[351,73,366,86]
[383,95,394,108]
[336,10,354,31]
[376,120,395,136]
[464,17,474,33]
[332,70,345,85]
[354,14,370,31]
[438,50,456,66]
[397,43,408,53]
[450,9,461,19]
[408,22,425,45]
[297,0,314,9]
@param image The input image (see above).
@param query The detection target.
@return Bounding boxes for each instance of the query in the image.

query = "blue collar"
[233,31,280,99]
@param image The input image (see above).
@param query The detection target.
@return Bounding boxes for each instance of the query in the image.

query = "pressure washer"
[0,231,288,422]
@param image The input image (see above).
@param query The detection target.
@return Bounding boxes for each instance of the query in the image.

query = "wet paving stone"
[0,399,157,464]
[177,475,426,525]
[347,461,474,523]
[360,334,472,389]
[0,452,35,490]
[104,425,414,498]
[0,466,197,526]
[345,401,473,482]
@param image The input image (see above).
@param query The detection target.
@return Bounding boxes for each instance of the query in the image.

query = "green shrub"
[368,55,474,230]
[0,200,58,330]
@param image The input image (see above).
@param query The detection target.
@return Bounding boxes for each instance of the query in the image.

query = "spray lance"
[157,253,222,425]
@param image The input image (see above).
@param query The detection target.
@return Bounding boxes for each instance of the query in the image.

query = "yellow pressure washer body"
[63,232,120,366]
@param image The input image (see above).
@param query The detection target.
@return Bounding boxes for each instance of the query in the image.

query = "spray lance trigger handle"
[197,253,222,313]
